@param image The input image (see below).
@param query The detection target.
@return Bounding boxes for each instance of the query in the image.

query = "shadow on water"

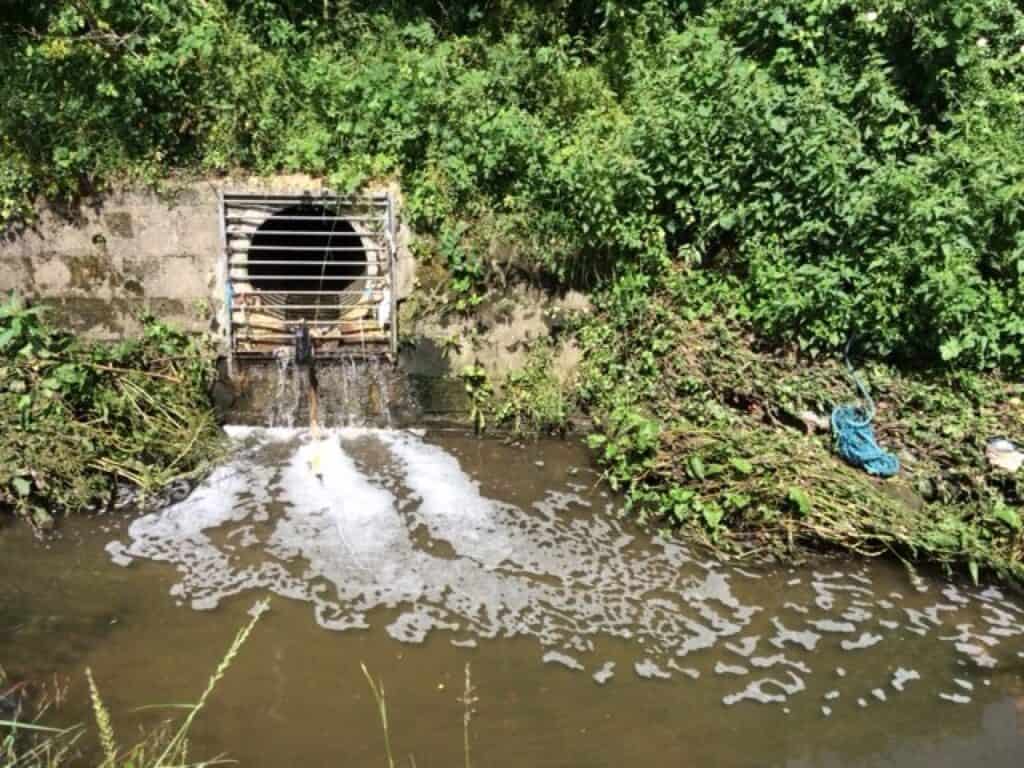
[3,429,1024,767]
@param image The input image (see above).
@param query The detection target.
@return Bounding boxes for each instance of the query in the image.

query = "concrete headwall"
[1,175,588,417]
[1,183,221,337]
[0,175,413,340]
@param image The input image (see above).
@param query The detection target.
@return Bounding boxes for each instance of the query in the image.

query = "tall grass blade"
[460,664,477,768]
[153,599,268,768]
[360,664,394,768]
[86,668,118,768]
[0,721,71,734]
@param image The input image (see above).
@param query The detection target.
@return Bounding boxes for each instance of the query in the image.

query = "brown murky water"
[3,428,1024,767]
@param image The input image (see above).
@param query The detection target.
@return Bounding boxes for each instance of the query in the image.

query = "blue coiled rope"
[830,342,900,478]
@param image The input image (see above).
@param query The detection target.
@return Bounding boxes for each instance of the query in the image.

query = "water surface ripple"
[107,427,1024,713]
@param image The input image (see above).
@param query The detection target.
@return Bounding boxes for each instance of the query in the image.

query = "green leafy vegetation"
[455,344,575,437]
[3,1,1023,369]
[0,296,223,527]
[2,2,1023,577]
[493,343,575,437]
[578,267,1024,581]
[459,364,493,434]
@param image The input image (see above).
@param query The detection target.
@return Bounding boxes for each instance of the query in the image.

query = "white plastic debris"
[797,410,831,434]
[986,438,1024,473]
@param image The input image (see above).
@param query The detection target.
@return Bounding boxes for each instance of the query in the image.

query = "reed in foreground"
[1,601,267,768]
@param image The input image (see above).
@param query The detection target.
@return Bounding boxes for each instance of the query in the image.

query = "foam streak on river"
[4,427,1024,767]
[108,428,1024,699]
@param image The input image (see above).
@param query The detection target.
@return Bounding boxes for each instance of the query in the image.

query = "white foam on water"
[714,662,749,676]
[840,632,883,651]
[634,659,672,680]
[543,651,585,671]
[109,428,756,662]
[939,692,972,704]
[668,661,700,679]
[770,618,821,651]
[223,425,299,442]
[750,655,811,675]
[809,620,857,634]
[723,672,804,706]
[378,430,516,571]
[592,661,616,684]
[107,427,1024,713]
[891,668,920,692]
[725,636,760,657]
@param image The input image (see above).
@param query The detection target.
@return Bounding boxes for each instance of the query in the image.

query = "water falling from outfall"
[216,352,417,428]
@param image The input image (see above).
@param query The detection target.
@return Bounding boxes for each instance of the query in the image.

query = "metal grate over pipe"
[220,191,397,358]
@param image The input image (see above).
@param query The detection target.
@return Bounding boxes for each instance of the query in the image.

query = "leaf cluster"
[3,2,1022,370]
[0,296,224,527]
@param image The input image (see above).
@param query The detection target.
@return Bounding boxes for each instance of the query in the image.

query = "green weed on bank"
[578,267,1024,584]
[0,297,224,527]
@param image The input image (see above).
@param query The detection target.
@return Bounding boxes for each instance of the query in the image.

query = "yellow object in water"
[308,444,324,478]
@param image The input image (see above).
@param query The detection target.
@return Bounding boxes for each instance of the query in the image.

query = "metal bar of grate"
[232,298,384,306]
[227,229,385,237]
[234,352,390,360]
[238,274,386,281]
[223,193,388,203]
[232,319,379,327]
[229,245,382,253]
[234,287,378,294]
[225,215,385,223]
[235,333,388,342]
[232,299,383,306]
[230,260,386,267]
[234,294,377,300]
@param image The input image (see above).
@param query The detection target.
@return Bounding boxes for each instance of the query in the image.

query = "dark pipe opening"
[294,322,314,365]
[247,203,367,320]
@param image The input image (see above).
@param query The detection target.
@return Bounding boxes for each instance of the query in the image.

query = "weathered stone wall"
[1,183,221,337]
[0,175,414,340]
[397,284,590,413]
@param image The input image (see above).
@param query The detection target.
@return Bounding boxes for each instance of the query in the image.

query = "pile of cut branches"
[579,271,1024,584]
[0,297,224,528]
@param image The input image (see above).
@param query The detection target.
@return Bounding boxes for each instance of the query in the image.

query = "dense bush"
[2,1,1022,370]
[576,267,1024,582]
[0,297,223,526]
